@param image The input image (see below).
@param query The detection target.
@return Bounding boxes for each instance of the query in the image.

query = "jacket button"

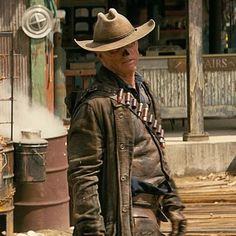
[119,143,125,150]
[121,175,128,181]
[119,112,124,119]
[122,206,128,213]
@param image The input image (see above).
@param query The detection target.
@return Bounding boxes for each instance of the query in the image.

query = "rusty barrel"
[14,131,70,232]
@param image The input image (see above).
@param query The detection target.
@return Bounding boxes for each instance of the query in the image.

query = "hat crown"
[93,8,135,43]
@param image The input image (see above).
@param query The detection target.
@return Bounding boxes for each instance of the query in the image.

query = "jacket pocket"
[133,207,162,236]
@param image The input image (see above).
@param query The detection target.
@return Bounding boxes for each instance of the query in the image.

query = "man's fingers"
[169,211,187,236]
[178,218,187,235]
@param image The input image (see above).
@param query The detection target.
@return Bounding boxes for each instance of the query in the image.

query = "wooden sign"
[168,58,186,73]
[204,56,236,71]
[168,56,236,73]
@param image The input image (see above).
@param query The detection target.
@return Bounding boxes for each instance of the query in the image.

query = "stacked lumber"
[64,62,96,77]
[161,173,236,235]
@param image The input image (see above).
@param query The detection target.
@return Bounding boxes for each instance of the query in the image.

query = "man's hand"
[167,208,187,236]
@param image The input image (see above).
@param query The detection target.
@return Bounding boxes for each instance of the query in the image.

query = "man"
[67,8,187,236]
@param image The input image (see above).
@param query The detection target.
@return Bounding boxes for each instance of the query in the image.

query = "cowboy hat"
[74,8,155,52]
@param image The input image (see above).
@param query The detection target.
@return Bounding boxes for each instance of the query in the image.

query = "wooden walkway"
[13,173,236,236]
[161,173,236,236]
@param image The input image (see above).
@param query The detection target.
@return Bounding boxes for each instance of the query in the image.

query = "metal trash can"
[14,130,48,182]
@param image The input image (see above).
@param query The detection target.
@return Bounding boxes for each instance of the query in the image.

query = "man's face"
[98,41,139,76]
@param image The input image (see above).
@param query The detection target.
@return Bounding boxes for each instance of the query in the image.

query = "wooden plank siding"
[161,174,236,235]
[138,55,236,119]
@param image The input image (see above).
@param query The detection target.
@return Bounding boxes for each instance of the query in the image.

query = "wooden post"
[54,32,67,119]
[30,0,47,107]
[183,0,209,141]
[30,0,54,111]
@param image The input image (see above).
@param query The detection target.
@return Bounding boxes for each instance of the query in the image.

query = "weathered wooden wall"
[138,55,236,119]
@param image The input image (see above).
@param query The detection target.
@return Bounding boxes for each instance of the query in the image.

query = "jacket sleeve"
[162,178,185,213]
[67,102,105,235]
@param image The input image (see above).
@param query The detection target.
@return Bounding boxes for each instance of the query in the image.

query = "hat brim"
[74,19,155,52]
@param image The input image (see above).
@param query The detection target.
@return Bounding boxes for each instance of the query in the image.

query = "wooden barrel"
[0,142,15,232]
[0,142,15,211]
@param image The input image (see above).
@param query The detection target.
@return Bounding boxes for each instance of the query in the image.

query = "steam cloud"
[0,93,67,141]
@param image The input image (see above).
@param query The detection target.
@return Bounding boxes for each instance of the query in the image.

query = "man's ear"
[96,53,102,59]
[96,53,105,64]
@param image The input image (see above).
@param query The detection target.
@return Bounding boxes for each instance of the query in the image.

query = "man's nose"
[122,48,130,56]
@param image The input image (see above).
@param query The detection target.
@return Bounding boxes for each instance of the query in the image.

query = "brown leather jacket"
[67,66,184,236]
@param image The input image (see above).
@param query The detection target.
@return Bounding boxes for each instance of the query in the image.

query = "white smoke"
[0,93,67,141]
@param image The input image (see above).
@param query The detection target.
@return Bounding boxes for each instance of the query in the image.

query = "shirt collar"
[97,66,143,95]
[111,70,143,91]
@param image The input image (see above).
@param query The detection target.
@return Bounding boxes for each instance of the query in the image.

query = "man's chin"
[125,63,137,72]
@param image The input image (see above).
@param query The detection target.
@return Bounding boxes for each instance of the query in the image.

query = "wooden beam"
[64,69,96,76]
[183,0,209,141]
